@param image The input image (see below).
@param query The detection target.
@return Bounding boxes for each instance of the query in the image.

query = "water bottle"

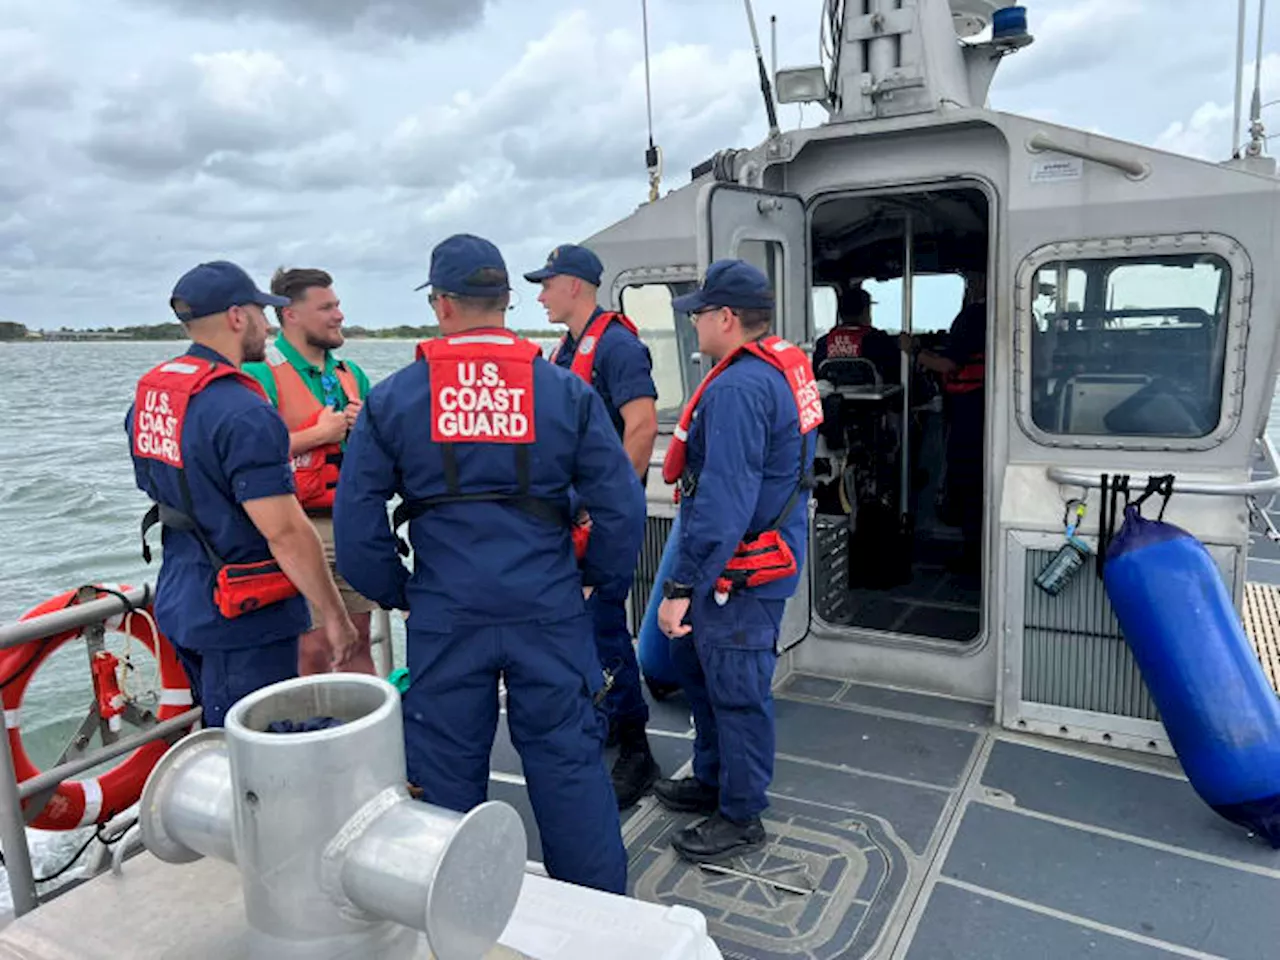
[1034,537,1089,596]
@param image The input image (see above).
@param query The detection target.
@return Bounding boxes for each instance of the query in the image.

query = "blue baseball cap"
[523,244,603,286]
[170,261,289,321]
[672,259,775,314]
[415,233,511,297]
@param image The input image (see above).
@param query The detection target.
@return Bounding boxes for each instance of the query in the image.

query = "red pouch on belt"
[713,530,798,605]
[213,560,299,619]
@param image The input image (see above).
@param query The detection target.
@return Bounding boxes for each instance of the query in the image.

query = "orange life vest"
[944,353,985,395]
[662,336,823,603]
[390,330,575,557]
[266,351,360,512]
[823,325,873,359]
[564,311,639,384]
[133,356,299,620]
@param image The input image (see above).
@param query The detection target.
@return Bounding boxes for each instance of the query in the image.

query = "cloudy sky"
[0,0,1274,332]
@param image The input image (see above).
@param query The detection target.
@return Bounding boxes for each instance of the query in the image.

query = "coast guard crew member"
[524,243,661,810]
[243,267,377,677]
[126,261,359,728]
[655,260,821,862]
[332,235,645,894]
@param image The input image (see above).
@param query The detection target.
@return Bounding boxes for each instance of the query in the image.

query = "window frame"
[611,266,701,423]
[1013,233,1252,452]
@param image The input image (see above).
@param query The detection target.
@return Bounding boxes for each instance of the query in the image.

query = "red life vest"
[564,311,639,384]
[661,336,823,603]
[562,311,640,559]
[265,349,360,512]
[391,330,575,557]
[133,356,299,620]
[944,353,985,395]
[823,325,872,359]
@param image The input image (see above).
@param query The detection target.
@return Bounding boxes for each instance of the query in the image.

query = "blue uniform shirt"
[552,308,658,438]
[332,350,645,630]
[671,353,814,601]
[125,344,309,651]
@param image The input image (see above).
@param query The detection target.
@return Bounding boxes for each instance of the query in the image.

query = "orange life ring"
[1,584,194,831]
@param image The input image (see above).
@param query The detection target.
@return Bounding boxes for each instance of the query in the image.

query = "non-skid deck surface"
[489,673,1280,959]
[1243,580,1280,693]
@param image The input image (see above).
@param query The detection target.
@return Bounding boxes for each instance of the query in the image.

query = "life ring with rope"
[1,584,194,831]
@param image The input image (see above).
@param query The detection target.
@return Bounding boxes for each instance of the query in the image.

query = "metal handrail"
[0,585,152,651]
[1046,466,1280,497]
[0,584,201,918]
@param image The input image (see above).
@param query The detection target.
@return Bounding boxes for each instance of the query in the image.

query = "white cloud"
[1153,53,1280,161]
[134,0,490,40]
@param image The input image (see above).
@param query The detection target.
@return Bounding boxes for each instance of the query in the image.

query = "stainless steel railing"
[0,585,201,918]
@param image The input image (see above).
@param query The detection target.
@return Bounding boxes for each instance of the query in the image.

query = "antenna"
[743,0,780,138]
[1235,0,1248,156]
[640,0,662,202]
[1247,0,1269,157]
[771,14,778,79]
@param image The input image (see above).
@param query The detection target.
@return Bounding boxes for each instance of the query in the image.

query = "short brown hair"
[733,307,773,334]
[270,267,333,322]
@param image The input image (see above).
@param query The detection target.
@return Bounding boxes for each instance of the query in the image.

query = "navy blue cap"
[415,233,511,296]
[523,244,603,286]
[672,259,775,314]
[170,261,289,321]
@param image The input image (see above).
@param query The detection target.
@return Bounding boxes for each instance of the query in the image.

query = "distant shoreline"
[1,329,560,344]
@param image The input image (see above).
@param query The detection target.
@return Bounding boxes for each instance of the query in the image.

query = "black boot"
[611,720,659,809]
[653,776,719,814]
[671,812,765,863]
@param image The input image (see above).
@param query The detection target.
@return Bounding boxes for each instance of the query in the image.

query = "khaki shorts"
[307,514,377,629]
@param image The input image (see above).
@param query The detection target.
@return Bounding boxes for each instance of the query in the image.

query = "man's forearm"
[623,429,656,477]
[288,425,326,458]
[268,522,346,623]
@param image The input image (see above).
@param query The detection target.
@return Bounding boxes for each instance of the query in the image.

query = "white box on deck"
[498,873,723,960]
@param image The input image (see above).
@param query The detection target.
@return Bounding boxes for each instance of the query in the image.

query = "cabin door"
[699,182,812,651]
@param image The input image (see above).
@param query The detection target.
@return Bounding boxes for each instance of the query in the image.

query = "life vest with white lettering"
[132,356,299,619]
[390,330,574,556]
[565,311,639,384]
[662,336,823,603]
[266,348,360,512]
[944,352,985,395]
[823,325,873,359]
[562,311,640,558]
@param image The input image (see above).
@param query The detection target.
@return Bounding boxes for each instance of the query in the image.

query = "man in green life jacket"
[243,267,377,675]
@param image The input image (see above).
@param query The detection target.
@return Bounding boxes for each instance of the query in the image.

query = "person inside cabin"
[900,270,987,573]
[242,268,377,678]
[523,243,662,811]
[331,234,645,896]
[126,261,359,728]
[655,259,820,862]
[813,284,900,385]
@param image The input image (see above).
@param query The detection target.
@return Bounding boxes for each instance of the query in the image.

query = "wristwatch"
[662,579,693,600]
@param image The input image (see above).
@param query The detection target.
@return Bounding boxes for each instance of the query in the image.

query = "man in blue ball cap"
[525,242,661,810]
[652,258,821,862]
[126,261,360,727]
[334,234,645,894]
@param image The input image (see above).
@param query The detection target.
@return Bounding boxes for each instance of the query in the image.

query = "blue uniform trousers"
[669,593,781,823]
[588,579,648,726]
[402,613,627,895]
[174,638,299,729]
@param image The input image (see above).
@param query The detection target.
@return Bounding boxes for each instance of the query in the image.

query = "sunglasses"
[320,372,341,408]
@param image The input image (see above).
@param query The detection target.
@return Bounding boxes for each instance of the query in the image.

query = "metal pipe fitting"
[139,674,527,960]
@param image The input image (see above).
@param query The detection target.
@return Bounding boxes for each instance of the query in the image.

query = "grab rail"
[1046,467,1280,497]
[0,584,201,918]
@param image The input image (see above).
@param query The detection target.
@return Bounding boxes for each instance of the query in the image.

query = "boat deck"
[490,671,1280,960]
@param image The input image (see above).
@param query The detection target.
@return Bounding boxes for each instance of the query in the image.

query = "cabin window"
[620,281,699,420]
[1027,253,1232,439]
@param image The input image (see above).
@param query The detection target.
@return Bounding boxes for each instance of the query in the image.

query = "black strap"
[140,463,228,571]
[1097,473,1131,579]
[1132,473,1175,521]
[392,445,568,557]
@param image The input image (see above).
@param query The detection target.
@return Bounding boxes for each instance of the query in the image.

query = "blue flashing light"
[992,6,1029,41]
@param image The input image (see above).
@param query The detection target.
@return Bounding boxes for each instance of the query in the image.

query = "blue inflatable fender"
[1103,504,1280,846]
[636,513,682,692]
